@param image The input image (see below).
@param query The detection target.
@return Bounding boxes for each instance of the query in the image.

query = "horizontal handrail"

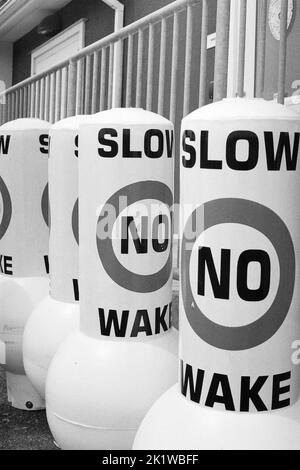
[0,0,200,98]
[0,59,69,96]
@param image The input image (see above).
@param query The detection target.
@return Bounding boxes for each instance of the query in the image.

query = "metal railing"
[0,0,292,126]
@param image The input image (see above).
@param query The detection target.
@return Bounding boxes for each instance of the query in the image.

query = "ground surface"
[0,365,57,450]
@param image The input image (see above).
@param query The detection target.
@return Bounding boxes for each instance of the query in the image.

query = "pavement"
[0,365,57,450]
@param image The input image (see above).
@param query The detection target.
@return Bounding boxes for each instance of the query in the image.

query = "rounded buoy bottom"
[133,384,300,450]
[23,295,80,399]
[0,340,5,364]
[0,276,49,409]
[6,371,45,410]
[46,329,178,450]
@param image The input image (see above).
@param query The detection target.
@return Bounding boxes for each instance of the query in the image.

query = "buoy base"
[6,371,45,410]
[0,340,5,365]
[0,276,49,409]
[23,295,80,399]
[46,329,178,450]
[133,384,300,450]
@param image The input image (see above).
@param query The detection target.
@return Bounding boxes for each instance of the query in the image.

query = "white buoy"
[0,118,50,410]
[23,116,87,399]
[134,98,300,450]
[46,108,178,450]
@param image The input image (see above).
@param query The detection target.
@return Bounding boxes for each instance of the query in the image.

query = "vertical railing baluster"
[146,23,155,111]
[183,4,193,116]
[27,84,31,119]
[7,92,12,121]
[76,58,84,115]
[100,47,108,111]
[125,35,134,107]
[277,0,288,104]
[112,38,123,107]
[169,12,179,122]
[30,83,35,118]
[136,28,144,107]
[40,77,45,120]
[92,51,100,113]
[61,66,68,119]
[256,0,267,98]
[67,60,77,117]
[35,80,41,118]
[16,90,19,119]
[158,18,167,115]
[23,86,27,118]
[85,54,92,115]
[237,0,247,97]
[19,88,23,118]
[199,0,208,107]
[45,75,50,121]
[56,69,62,122]
[107,43,114,109]
[214,0,231,102]
[50,73,56,123]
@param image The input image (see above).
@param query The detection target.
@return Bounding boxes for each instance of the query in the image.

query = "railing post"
[100,47,108,111]
[158,18,167,115]
[256,0,267,98]
[136,29,144,108]
[199,0,208,107]
[125,35,133,107]
[67,59,77,117]
[169,12,179,122]
[237,0,247,97]
[214,0,231,102]
[183,3,193,116]
[277,0,288,104]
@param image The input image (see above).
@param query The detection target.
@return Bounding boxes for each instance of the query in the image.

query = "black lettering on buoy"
[201,131,222,170]
[98,304,171,337]
[181,361,204,404]
[123,129,142,158]
[98,128,118,158]
[74,135,79,158]
[271,372,291,410]
[197,247,231,300]
[121,216,148,254]
[205,373,235,411]
[0,255,13,275]
[237,250,271,302]
[155,303,170,334]
[180,361,292,411]
[226,131,259,171]
[166,129,174,158]
[152,214,169,253]
[131,309,153,337]
[182,130,196,168]
[240,376,268,412]
[264,132,300,171]
[144,129,164,159]
[98,308,129,337]
[0,135,11,155]
[39,134,49,154]
[72,278,79,301]
[44,255,49,274]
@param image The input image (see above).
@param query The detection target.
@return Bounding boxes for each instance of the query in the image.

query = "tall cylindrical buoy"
[134,98,300,450]
[23,116,87,399]
[0,118,50,410]
[46,108,178,449]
